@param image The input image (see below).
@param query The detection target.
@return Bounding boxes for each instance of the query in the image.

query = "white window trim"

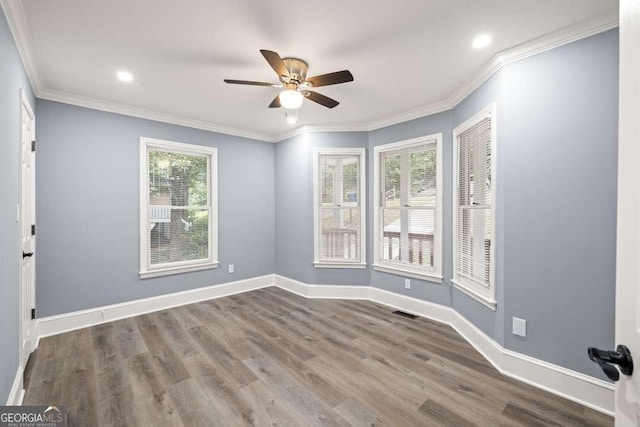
[452,103,497,309]
[313,147,367,268]
[139,137,219,279]
[373,133,443,283]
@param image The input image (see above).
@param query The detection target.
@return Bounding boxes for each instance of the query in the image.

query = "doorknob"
[588,345,633,382]
[22,251,34,258]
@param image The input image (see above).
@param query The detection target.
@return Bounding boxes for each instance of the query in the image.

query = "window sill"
[373,264,443,284]
[313,262,367,269]
[451,280,497,311]
[140,262,219,279]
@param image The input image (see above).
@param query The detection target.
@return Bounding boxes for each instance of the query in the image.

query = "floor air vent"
[392,310,418,320]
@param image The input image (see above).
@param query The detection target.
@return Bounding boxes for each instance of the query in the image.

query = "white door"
[615,0,640,424]
[19,89,36,368]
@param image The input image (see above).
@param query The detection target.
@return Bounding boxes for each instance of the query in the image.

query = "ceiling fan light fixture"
[279,89,304,109]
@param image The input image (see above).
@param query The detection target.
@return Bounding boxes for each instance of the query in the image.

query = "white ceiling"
[14,0,618,139]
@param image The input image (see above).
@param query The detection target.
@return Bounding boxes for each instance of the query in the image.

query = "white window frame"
[373,133,443,282]
[452,103,497,309]
[313,147,367,268]
[139,137,219,279]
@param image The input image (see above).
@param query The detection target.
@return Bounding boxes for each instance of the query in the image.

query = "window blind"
[456,116,492,288]
[148,149,211,266]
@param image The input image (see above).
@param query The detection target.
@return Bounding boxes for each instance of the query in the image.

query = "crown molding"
[365,9,619,132]
[38,88,273,142]
[2,1,618,143]
[446,9,619,105]
[273,122,370,142]
[1,0,273,143]
[364,99,453,132]
[0,0,44,92]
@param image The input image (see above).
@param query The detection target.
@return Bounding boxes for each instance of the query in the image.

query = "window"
[453,103,496,308]
[313,148,366,268]
[373,134,443,281]
[140,137,218,278]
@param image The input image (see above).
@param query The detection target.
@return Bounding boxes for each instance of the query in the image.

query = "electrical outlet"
[228,264,234,274]
[404,279,411,289]
[512,317,527,337]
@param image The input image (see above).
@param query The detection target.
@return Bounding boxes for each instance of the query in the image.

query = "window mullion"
[399,150,410,263]
[335,158,344,231]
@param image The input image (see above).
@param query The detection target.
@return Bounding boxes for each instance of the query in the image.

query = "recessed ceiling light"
[472,34,492,49]
[116,70,134,83]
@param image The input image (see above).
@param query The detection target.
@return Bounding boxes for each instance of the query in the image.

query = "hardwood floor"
[23,287,613,426]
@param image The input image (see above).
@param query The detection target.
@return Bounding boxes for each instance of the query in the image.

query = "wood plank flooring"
[23,287,613,426]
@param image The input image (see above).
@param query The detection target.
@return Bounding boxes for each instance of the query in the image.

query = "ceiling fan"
[224,50,354,110]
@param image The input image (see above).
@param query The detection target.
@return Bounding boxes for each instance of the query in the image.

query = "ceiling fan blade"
[306,70,353,87]
[224,79,275,86]
[260,50,290,79]
[268,95,281,108]
[304,91,339,108]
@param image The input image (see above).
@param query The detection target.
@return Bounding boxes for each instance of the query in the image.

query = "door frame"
[18,88,36,369]
[615,0,640,424]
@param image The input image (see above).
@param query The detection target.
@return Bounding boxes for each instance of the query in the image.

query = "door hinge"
[31,224,35,236]
[31,140,35,152]
[31,308,35,320]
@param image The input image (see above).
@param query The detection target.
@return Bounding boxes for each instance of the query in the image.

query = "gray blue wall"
[0,9,36,402]
[274,29,618,379]
[35,100,275,317]
[498,29,618,376]
[274,131,370,285]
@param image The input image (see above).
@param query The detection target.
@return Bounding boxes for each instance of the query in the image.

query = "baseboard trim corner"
[273,274,369,299]
[499,347,614,416]
[6,366,24,406]
[36,274,275,339]
[273,274,614,416]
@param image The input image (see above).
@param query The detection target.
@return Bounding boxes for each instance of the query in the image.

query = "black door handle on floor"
[588,345,633,382]
[22,251,34,258]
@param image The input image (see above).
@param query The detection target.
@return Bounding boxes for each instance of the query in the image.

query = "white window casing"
[313,148,366,268]
[452,103,497,309]
[140,137,218,278]
[373,134,443,282]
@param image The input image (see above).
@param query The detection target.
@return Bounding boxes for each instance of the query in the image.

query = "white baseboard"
[6,366,24,406]
[36,274,274,340]
[368,286,456,325]
[273,274,614,417]
[273,275,369,299]
[448,308,614,417]
[32,273,613,417]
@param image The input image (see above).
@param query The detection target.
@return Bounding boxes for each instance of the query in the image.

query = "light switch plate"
[404,279,411,289]
[228,264,234,274]
[512,317,527,337]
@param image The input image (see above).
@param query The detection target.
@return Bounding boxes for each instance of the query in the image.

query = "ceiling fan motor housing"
[282,57,309,85]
